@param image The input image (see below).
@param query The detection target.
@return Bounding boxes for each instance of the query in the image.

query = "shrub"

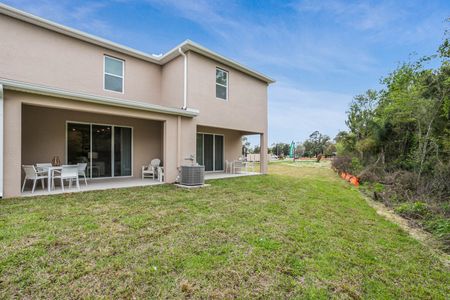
[424,218,450,237]
[331,156,352,173]
[424,218,450,252]
[394,202,431,220]
[351,157,363,174]
[384,171,418,201]
[373,182,385,193]
[316,154,323,162]
[358,169,380,183]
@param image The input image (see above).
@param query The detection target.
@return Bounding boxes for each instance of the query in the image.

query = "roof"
[0,3,275,84]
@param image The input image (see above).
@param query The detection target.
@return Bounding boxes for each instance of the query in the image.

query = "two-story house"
[0,3,274,198]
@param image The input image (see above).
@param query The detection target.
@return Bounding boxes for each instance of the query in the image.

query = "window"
[216,67,228,100]
[104,56,124,93]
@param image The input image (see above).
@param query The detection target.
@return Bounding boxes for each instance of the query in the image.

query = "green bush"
[394,202,431,220]
[424,218,450,236]
[424,218,450,252]
[350,157,363,174]
[373,183,384,193]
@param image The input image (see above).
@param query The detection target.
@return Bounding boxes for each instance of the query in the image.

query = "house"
[0,3,274,198]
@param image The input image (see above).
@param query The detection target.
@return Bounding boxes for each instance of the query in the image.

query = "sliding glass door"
[67,122,132,178]
[91,125,112,178]
[114,127,132,176]
[203,134,214,171]
[196,133,224,171]
[67,123,90,166]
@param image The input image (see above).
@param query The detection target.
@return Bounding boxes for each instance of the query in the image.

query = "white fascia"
[0,78,199,118]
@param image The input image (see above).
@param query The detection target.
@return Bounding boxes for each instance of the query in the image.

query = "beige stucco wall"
[3,90,198,197]
[0,13,270,196]
[21,105,163,179]
[161,55,184,108]
[197,125,244,164]
[187,51,268,134]
[0,15,162,105]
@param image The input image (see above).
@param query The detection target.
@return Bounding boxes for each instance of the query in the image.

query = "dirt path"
[364,196,449,268]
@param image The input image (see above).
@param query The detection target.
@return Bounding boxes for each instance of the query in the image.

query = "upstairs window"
[104,56,124,93]
[216,67,228,100]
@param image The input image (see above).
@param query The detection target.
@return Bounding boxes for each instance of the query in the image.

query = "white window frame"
[215,67,228,101]
[103,55,124,94]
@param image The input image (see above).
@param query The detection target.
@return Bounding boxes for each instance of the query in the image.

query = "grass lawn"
[1,163,449,299]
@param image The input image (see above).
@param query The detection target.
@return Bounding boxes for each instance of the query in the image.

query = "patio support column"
[3,94,22,197]
[163,118,178,183]
[0,85,3,198]
[260,132,268,174]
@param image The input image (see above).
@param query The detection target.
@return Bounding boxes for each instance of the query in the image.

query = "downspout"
[178,47,187,110]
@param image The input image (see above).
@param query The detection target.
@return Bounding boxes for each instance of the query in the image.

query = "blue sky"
[3,0,449,146]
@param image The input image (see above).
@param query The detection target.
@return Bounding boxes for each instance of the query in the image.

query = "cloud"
[143,0,380,76]
[294,0,447,44]
[295,0,402,30]
[268,81,352,143]
[143,0,241,39]
[2,0,114,37]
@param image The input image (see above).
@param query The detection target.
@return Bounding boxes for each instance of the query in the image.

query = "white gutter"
[178,48,188,110]
[0,78,198,118]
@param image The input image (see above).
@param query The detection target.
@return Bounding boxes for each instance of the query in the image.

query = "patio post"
[260,132,268,174]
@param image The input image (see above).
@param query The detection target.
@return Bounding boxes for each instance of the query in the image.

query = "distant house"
[0,4,274,197]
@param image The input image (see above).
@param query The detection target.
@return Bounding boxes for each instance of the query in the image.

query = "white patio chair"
[225,160,231,173]
[244,161,254,172]
[52,165,80,192]
[36,163,52,175]
[22,165,48,193]
[233,161,243,174]
[142,158,161,179]
[77,163,88,186]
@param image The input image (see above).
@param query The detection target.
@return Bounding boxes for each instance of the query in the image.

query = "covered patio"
[20,104,165,196]
[196,125,266,174]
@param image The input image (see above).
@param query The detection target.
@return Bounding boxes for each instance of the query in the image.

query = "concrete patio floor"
[20,171,261,197]
[21,177,162,197]
[204,171,260,180]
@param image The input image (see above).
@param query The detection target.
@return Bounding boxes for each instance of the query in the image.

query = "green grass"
[1,163,449,298]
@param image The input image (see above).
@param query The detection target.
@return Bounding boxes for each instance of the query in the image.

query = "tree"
[295,143,305,157]
[270,143,290,157]
[345,90,379,161]
[241,137,250,156]
[306,131,330,156]
[324,142,337,157]
[338,28,450,188]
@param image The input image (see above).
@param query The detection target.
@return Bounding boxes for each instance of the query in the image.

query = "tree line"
[333,28,449,251]
[268,131,336,158]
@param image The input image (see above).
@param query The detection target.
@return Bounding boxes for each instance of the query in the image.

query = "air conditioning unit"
[180,165,205,186]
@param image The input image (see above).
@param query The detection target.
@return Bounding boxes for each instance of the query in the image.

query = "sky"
[3,0,449,147]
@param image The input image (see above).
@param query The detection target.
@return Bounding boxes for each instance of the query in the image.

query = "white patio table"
[47,166,62,192]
